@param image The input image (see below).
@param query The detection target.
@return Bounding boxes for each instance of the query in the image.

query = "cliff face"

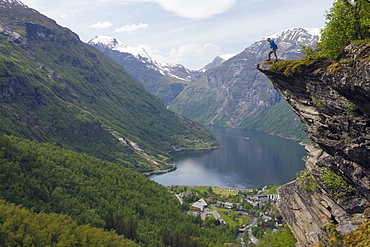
[257,43,370,246]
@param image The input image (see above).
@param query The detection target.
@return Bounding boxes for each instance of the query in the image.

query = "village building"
[191,198,208,211]
[245,194,279,206]
[222,202,233,209]
[267,194,279,201]
[178,191,198,197]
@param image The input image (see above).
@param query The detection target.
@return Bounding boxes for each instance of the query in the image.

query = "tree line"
[320,0,370,58]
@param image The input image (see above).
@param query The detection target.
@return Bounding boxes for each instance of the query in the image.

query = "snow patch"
[219,53,236,61]
[89,35,151,59]
[3,0,27,7]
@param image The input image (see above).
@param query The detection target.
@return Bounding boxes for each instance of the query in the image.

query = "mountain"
[200,54,235,72]
[88,36,200,105]
[0,0,218,174]
[169,27,320,140]
[257,42,370,246]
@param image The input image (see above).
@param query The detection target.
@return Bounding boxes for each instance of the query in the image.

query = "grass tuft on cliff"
[271,40,370,78]
[271,48,327,76]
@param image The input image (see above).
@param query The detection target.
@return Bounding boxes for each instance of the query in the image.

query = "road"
[175,194,183,204]
[238,211,259,245]
[199,207,225,223]
[201,207,259,245]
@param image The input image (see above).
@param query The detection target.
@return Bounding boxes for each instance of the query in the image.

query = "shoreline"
[169,145,220,153]
[144,146,221,176]
[141,145,221,177]
[142,166,177,176]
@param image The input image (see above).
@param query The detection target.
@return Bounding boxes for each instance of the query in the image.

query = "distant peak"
[269,27,321,39]
[89,35,153,61]
[89,35,124,48]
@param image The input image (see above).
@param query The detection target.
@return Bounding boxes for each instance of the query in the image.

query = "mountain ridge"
[89,36,194,81]
[0,0,219,173]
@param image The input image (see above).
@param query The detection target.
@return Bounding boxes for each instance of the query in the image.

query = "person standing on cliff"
[266,38,278,62]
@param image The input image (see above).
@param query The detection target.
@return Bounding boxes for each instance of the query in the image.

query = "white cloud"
[124,0,236,19]
[138,43,221,68]
[114,23,149,33]
[89,21,113,29]
[167,43,222,62]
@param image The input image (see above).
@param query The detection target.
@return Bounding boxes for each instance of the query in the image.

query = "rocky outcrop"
[257,43,370,246]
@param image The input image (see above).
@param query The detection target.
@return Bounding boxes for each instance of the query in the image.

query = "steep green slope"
[240,100,308,141]
[0,1,218,173]
[170,63,277,125]
[0,132,237,246]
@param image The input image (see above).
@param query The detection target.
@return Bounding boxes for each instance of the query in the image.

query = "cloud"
[114,23,149,33]
[89,21,113,29]
[124,0,236,19]
[166,43,222,62]
[139,43,221,68]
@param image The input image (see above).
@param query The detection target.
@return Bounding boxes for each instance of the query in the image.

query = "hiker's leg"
[273,49,278,61]
[267,50,273,60]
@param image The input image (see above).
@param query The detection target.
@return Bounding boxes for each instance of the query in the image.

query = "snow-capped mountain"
[200,27,320,73]
[245,27,321,61]
[89,36,201,105]
[168,27,320,140]
[89,27,320,108]
[89,36,198,81]
[89,36,149,57]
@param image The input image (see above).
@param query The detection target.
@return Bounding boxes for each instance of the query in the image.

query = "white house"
[191,198,208,211]
[223,202,233,209]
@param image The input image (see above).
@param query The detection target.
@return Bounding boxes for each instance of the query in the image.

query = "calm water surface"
[149,127,306,190]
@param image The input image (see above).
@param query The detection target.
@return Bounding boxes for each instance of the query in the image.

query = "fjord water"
[149,126,307,190]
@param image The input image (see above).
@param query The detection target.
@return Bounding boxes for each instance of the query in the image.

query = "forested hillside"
[0,200,137,246]
[0,132,237,246]
[0,0,218,174]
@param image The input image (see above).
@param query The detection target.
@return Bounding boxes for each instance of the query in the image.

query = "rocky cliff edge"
[257,43,370,246]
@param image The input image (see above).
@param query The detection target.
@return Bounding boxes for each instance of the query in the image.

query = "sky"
[20,0,335,70]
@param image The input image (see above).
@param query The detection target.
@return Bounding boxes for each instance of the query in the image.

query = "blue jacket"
[269,40,277,49]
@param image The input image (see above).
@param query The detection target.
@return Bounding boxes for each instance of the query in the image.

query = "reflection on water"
[149,126,307,190]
